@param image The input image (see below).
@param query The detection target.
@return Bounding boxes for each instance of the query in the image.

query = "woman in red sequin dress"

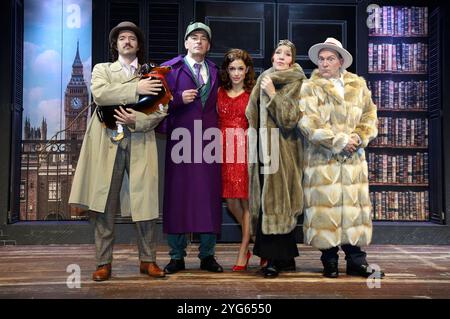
[218,49,255,271]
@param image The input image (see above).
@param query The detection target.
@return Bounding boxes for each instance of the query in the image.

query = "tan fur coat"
[246,63,306,235]
[298,69,378,249]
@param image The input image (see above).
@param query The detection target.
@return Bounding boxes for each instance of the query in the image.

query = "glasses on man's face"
[318,56,338,64]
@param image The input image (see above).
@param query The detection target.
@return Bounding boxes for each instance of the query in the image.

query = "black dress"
[253,207,299,261]
[252,148,299,262]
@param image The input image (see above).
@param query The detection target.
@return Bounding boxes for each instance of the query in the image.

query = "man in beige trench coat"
[69,21,168,281]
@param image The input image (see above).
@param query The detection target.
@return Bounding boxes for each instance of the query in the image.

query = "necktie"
[130,65,137,77]
[193,63,204,86]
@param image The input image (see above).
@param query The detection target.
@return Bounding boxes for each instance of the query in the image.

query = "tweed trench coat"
[69,61,168,222]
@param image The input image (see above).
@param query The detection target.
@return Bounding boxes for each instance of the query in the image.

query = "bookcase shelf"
[369,34,428,38]
[369,145,428,149]
[377,108,427,112]
[370,183,429,187]
[366,4,434,223]
[369,71,428,75]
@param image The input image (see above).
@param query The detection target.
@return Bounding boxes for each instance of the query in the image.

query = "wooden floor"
[1,244,450,299]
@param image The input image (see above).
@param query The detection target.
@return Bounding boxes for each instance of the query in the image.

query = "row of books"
[368,152,429,184]
[370,117,428,147]
[367,80,428,110]
[368,42,428,73]
[368,6,428,36]
[370,191,429,221]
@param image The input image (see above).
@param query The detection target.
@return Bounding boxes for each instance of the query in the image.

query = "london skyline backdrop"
[23,0,92,139]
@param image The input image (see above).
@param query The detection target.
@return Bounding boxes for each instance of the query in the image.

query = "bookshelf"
[366,5,432,222]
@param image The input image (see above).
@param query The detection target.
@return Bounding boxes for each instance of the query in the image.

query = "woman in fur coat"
[245,40,306,278]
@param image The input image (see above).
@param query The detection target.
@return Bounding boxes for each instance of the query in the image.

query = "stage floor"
[1,244,450,299]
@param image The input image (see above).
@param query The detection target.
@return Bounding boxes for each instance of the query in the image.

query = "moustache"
[123,45,133,49]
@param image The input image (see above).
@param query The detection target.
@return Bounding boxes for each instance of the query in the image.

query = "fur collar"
[246,63,305,130]
[261,63,306,85]
[309,69,362,105]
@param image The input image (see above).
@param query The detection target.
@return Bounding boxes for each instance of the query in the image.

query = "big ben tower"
[64,41,88,140]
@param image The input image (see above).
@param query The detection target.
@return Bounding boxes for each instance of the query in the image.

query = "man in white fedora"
[299,37,385,279]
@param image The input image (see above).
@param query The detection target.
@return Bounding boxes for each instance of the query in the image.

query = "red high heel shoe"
[260,258,268,268]
[232,250,251,272]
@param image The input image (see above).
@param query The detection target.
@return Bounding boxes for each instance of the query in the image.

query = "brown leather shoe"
[92,263,111,281]
[140,261,166,278]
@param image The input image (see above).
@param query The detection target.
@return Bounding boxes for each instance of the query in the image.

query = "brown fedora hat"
[109,21,144,46]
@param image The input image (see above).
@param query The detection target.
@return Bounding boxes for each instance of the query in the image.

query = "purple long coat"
[159,55,222,234]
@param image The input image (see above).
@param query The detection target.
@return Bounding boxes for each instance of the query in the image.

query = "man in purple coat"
[160,22,223,274]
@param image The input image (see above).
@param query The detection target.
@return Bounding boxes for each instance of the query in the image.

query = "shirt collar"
[118,56,139,70]
[185,55,205,69]
[330,73,344,86]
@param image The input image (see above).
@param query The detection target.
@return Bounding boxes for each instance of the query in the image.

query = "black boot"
[275,258,296,272]
[322,261,339,278]
[200,256,224,273]
[346,263,385,278]
[164,258,185,274]
[262,260,279,278]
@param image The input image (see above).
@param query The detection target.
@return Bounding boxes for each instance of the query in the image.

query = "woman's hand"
[261,76,276,99]
[114,106,136,126]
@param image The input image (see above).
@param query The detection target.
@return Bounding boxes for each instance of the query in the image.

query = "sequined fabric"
[217,87,250,199]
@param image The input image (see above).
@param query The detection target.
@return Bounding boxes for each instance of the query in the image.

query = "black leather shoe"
[262,261,279,278]
[323,261,339,278]
[346,264,385,278]
[275,258,296,272]
[200,256,223,273]
[164,258,185,274]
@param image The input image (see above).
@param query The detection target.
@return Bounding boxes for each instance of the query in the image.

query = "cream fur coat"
[298,69,378,249]
[246,63,306,235]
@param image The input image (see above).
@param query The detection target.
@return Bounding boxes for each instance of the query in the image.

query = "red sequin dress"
[217,87,250,199]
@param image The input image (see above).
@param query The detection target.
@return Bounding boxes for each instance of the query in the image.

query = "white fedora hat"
[308,37,353,70]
